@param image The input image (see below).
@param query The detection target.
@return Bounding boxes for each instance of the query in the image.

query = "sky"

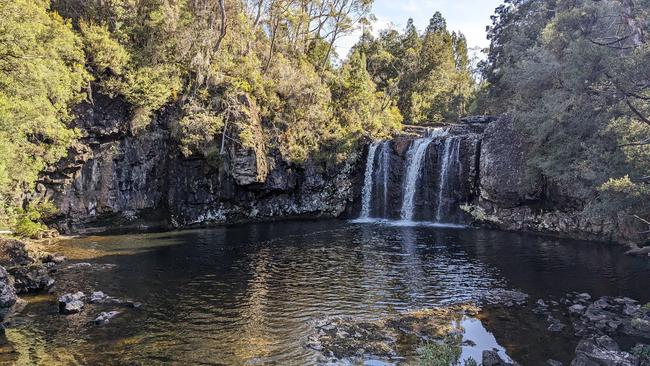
[335,0,505,59]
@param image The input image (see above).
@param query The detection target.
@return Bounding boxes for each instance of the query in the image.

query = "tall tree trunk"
[264,20,280,73]
[215,0,228,53]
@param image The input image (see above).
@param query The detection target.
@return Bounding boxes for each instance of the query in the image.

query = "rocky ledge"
[306,289,534,365]
[0,237,66,329]
[304,288,650,366]
[36,92,361,234]
[306,304,518,366]
[464,115,645,246]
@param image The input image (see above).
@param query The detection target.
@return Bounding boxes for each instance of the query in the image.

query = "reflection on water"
[3,220,650,365]
[459,317,511,362]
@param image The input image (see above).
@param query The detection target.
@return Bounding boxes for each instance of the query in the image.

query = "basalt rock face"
[479,116,542,208]
[468,115,622,242]
[34,91,634,242]
[39,92,358,233]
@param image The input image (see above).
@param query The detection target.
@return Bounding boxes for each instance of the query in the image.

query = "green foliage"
[0,0,90,228]
[482,0,650,233]
[13,202,57,239]
[417,337,462,366]
[103,65,182,131]
[632,343,650,361]
[79,21,129,75]
[354,13,475,124]
[328,50,402,160]
[0,0,486,235]
[176,102,224,157]
[267,55,333,163]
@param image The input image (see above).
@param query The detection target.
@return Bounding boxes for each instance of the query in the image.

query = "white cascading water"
[359,142,380,219]
[399,136,434,221]
[380,141,391,217]
[435,137,461,223]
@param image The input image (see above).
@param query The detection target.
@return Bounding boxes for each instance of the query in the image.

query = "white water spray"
[400,137,434,221]
[359,142,380,219]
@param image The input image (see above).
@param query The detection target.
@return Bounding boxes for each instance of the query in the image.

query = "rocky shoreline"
[0,237,144,336]
[305,288,650,365]
[0,238,61,322]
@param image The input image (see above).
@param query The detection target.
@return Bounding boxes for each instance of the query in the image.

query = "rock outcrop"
[466,115,626,243]
[0,238,57,294]
[0,266,16,320]
[30,92,641,244]
[479,115,541,208]
[36,92,360,233]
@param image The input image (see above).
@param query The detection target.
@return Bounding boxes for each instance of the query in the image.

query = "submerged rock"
[482,289,529,307]
[89,291,118,304]
[40,252,66,264]
[569,304,586,315]
[547,316,566,332]
[58,292,85,314]
[483,350,518,366]
[93,311,120,325]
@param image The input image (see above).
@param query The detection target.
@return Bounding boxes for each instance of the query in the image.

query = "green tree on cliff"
[356,12,475,124]
[482,0,650,237]
[0,0,90,228]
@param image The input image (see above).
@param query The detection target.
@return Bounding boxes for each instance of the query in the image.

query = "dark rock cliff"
[36,93,360,234]
[34,95,633,243]
[465,116,625,242]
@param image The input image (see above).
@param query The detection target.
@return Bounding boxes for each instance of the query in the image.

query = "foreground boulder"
[571,336,640,366]
[58,292,85,314]
[483,350,518,366]
[8,264,55,294]
[0,266,16,320]
[0,238,33,268]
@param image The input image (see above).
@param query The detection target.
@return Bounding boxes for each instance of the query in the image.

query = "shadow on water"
[4,219,650,365]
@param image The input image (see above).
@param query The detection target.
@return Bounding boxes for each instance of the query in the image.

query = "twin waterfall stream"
[358,128,463,225]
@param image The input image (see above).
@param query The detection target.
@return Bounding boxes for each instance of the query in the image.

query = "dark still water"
[4,220,650,365]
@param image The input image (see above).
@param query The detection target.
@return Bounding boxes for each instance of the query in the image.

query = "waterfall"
[380,141,391,217]
[359,142,380,219]
[355,128,467,225]
[400,136,434,221]
[435,137,461,223]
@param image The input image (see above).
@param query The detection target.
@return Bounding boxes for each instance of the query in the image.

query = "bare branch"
[618,137,650,148]
[632,214,650,226]
[625,98,650,126]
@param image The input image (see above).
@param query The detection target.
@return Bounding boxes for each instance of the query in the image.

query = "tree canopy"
[480,0,650,236]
